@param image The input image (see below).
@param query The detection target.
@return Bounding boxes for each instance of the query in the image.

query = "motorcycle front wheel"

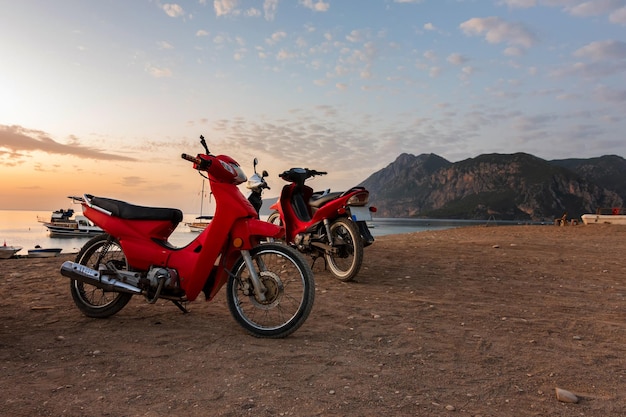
[324,217,364,282]
[69,234,133,318]
[227,243,315,338]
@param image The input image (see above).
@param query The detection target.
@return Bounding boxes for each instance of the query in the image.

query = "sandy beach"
[1,224,624,416]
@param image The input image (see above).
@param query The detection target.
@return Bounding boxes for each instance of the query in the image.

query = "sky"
[1,0,625,211]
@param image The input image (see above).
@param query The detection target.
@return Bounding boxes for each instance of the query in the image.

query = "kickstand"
[310,255,327,271]
[172,300,189,314]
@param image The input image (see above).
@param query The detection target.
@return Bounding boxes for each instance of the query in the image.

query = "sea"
[0,209,510,257]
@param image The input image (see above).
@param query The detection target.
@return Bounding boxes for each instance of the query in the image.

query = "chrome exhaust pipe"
[60,261,142,294]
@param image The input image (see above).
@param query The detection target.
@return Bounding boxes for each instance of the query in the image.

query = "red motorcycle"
[60,136,315,338]
[268,168,376,282]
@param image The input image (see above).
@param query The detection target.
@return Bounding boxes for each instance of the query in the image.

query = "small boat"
[28,245,63,258]
[0,241,22,259]
[186,215,213,232]
[38,207,103,238]
[581,207,626,225]
[185,180,214,232]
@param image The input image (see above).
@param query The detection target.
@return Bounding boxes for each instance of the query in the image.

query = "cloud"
[119,176,147,187]
[157,41,174,49]
[554,0,626,25]
[460,16,537,49]
[266,31,287,45]
[213,0,330,19]
[447,53,467,65]
[551,60,626,78]
[610,6,626,24]
[498,0,537,7]
[461,66,475,76]
[552,40,626,78]
[245,7,261,18]
[213,0,279,20]
[346,29,365,43]
[501,0,626,25]
[423,50,437,61]
[205,109,389,185]
[566,0,622,17]
[573,39,626,61]
[163,3,184,17]
[593,85,626,103]
[0,125,136,163]
[214,0,238,16]
[146,65,173,78]
[504,46,524,56]
[300,0,330,12]
[264,0,279,20]
[276,49,294,60]
[429,66,442,78]
[513,114,557,132]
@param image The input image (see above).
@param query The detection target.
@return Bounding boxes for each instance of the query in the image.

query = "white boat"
[0,242,22,259]
[581,208,626,225]
[185,180,213,232]
[186,216,213,232]
[28,246,63,258]
[38,207,103,238]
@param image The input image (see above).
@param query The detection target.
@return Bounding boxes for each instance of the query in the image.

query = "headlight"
[247,173,263,189]
[231,164,247,185]
[219,160,247,185]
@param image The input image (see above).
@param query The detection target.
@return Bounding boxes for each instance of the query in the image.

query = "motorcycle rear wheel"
[69,234,133,318]
[324,217,364,282]
[227,243,315,338]
[267,210,282,226]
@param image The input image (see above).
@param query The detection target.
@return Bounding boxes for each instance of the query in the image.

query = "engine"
[146,267,179,290]
[294,233,312,252]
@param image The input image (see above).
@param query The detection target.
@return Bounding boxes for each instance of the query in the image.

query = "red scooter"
[268,168,376,282]
[60,136,315,338]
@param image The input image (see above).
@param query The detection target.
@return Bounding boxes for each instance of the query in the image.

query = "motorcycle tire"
[69,234,133,318]
[324,217,364,282]
[267,210,282,226]
[226,243,315,338]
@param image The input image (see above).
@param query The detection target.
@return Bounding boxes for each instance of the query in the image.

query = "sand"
[1,224,625,416]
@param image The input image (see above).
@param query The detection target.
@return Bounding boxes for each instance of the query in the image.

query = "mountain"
[550,155,626,200]
[360,152,625,221]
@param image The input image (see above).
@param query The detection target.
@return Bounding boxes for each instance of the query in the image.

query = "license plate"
[349,206,372,222]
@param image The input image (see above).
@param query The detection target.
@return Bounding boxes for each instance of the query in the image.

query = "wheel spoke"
[69,234,133,318]
[226,243,314,338]
[325,218,364,281]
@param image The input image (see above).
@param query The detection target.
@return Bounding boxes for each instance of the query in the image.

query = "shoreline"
[1,219,600,260]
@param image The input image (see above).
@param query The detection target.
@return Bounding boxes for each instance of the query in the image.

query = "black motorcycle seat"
[88,195,183,223]
[309,192,342,209]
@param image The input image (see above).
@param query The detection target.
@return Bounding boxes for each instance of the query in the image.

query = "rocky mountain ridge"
[359,152,626,221]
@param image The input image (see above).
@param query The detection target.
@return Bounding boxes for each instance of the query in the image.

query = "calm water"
[0,209,494,256]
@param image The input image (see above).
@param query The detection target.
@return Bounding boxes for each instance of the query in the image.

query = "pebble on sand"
[555,387,579,403]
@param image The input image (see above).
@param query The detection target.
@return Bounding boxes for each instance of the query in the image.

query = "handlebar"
[279,167,327,185]
[181,153,211,171]
[181,153,201,164]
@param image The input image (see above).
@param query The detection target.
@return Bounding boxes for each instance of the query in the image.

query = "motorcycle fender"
[231,218,284,249]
